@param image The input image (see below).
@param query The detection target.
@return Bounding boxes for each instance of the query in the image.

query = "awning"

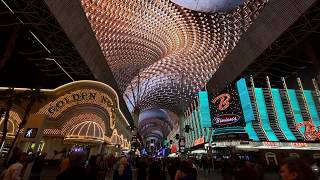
[191,149,206,154]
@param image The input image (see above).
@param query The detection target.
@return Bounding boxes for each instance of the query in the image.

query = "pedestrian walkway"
[197,170,222,180]
[36,164,280,180]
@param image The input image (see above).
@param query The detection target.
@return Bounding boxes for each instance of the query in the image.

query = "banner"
[198,91,212,128]
[209,84,247,141]
[209,84,245,128]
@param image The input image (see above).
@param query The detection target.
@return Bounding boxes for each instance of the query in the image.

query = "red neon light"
[263,141,278,146]
[212,93,231,111]
[194,137,205,146]
[296,120,320,141]
[290,142,307,147]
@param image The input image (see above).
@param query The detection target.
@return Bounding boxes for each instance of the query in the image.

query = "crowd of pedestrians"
[0,148,319,180]
[55,153,199,180]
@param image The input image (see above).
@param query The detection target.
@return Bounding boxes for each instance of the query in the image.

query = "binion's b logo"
[212,93,231,111]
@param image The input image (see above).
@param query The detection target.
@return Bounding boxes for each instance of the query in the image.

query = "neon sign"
[214,114,240,126]
[212,93,231,111]
[263,141,278,146]
[24,128,38,138]
[290,142,307,147]
[296,120,320,141]
[194,137,205,146]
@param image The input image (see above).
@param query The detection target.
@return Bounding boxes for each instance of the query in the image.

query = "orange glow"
[212,93,231,111]
[296,120,320,141]
[194,137,205,146]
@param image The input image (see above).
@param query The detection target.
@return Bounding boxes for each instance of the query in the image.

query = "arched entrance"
[0,80,132,159]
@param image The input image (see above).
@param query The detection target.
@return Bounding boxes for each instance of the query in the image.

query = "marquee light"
[80,0,268,112]
[65,121,105,143]
[0,110,22,138]
[34,80,131,127]
[61,113,106,135]
[0,119,17,138]
[38,89,114,118]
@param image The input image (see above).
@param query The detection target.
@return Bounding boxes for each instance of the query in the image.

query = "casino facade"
[0,80,132,159]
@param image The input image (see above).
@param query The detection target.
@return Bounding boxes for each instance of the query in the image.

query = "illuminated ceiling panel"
[138,109,177,139]
[80,0,268,113]
[171,0,245,12]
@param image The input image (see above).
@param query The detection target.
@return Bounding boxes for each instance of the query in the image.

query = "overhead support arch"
[206,0,317,94]
[43,0,133,124]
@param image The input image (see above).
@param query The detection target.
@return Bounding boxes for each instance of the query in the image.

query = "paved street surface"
[38,165,280,180]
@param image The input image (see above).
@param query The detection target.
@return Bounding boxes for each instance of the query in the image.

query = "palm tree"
[6,88,46,163]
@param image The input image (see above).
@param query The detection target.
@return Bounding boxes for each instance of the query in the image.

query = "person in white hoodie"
[3,153,27,180]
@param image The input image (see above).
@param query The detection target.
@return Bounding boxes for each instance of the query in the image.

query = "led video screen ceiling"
[80,0,268,113]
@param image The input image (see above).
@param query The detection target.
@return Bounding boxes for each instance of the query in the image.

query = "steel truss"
[242,2,320,87]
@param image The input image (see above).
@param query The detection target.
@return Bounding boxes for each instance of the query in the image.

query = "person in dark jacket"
[30,152,47,180]
[175,160,196,180]
[136,157,147,180]
[149,160,166,180]
[86,155,98,180]
[279,158,317,180]
[113,156,132,180]
[56,152,89,180]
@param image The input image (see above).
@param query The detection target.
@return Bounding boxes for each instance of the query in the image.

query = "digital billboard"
[209,84,245,128]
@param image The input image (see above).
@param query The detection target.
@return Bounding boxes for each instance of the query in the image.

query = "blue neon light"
[188,115,194,142]
[236,78,259,141]
[287,90,305,135]
[271,89,296,141]
[214,127,246,135]
[198,91,212,128]
[206,128,211,143]
[304,90,320,127]
[194,108,202,138]
[191,111,197,139]
[255,88,278,141]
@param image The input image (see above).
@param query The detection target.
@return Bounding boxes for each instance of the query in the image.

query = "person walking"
[113,156,132,180]
[279,158,317,180]
[3,153,28,180]
[56,152,89,180]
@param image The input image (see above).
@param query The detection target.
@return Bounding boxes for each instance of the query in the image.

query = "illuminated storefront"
[236,77,320,142]
[182,76,320,161]
[0,80,132,158]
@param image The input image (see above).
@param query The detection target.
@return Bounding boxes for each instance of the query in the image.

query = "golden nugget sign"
[48,90,114,114]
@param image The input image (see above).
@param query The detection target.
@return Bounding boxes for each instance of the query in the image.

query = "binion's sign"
[212,93,231,111]
[214,114,240,126]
